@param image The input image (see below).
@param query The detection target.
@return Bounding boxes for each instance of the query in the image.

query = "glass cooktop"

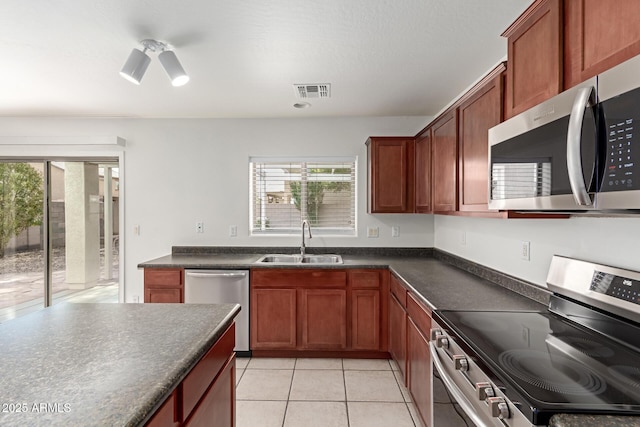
[437,310,640,416]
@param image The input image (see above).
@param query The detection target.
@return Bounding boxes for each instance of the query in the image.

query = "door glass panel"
[51,161,119,305]
[0,162,45,322]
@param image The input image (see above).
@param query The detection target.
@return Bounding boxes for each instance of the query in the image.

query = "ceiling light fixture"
[120,39,189,87]
[293,102,311,109]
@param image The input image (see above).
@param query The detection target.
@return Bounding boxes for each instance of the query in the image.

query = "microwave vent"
[294,84,331,99]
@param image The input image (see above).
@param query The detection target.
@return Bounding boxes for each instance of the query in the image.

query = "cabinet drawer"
[349,270,381,288]
[182,324,235,420]
[390,274,407,308]
[252,269,347,287]
[407,293,431,339]
[144,269,183,287]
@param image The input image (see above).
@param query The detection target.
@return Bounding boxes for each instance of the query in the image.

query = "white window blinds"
[250,157,356,235]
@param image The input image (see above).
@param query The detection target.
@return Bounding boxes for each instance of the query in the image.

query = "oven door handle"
[566,85,596,206]
[430,342,491,427]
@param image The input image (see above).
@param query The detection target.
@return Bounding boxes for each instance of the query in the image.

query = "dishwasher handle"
[185,271,247,279]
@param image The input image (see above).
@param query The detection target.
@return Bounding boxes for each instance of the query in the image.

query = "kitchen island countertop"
[0,302,240,427]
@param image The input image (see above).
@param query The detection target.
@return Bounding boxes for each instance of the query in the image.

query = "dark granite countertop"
[549,414,640,427]
[0,302,240,427]
[138,247,549,311]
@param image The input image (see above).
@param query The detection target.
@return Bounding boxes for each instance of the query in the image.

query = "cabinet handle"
[185,272,247,278]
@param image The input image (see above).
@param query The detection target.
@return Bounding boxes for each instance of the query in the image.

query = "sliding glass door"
[0,159,120,322]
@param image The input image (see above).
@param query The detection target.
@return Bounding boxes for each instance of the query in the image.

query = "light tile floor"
[236,357,424,427]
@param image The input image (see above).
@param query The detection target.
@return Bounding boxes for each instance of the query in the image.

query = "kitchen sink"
[256,254,343,264]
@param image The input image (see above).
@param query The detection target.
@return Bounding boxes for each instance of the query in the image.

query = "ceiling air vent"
[294,84,331,99]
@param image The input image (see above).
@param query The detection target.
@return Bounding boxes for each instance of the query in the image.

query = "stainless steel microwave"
[488,54,640,212]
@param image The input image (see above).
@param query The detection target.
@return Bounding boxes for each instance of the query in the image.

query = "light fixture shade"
[158,50,189,86]
[120,48,151,84]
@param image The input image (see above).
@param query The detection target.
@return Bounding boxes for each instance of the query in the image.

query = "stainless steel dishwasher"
[184,270,250,355]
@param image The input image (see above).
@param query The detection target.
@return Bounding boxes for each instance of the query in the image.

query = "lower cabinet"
[389,274,433,427]
[250,268,387,354]
[144,268,184,303]
[146,324,236,427]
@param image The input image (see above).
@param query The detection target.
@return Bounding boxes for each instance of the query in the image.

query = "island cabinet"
[503,0,563,119]
[146,323,236,427]
[144,268,184,303]
[431,109,458,213]
[388,274,433,427]
[366,137,416,213]
[250,268,388,356]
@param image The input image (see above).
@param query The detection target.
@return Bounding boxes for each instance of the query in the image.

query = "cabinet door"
[251,288,297,349]
[146,390,179,427]
[458,69,504,212]
[367,137,415,213]
[185,356,235,427]
[415,131,432,213]
[564,0,640,88]
[431,110,458,212]
[144,268,184,303]
[299,289,347,349]
[145,287,182,304]
[388,292,407,382]
[351,290,381,350]
[503,0,562,118]
[407,318,432,427]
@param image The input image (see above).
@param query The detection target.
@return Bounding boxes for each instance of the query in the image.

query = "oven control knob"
[452,355,469,371]
[436,336,449,349]
[487,397,510,419]
[475,382,495,400]
[430,328,442,341]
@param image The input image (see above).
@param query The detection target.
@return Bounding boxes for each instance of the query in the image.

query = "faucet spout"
[301,220,312,256]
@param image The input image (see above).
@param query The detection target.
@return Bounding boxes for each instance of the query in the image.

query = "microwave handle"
[566,86,595,206]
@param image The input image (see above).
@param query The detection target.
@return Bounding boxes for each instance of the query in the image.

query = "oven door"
[488,78,599,211]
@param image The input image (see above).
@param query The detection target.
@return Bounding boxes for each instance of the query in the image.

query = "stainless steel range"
[430,255,640,426]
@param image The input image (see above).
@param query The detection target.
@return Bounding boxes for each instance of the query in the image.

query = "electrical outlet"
[229,225,237,237]
[367,226,379,238]
[134,224,140,236]
[521,241,530,261]
[196,222,204,233]
[132,295,140,303]
[461,231,467,246]
[391,226,400,237]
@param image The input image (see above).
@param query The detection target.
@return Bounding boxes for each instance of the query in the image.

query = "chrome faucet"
[301,220,312,256]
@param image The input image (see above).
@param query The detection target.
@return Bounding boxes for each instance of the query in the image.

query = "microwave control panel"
[601,88,640,192]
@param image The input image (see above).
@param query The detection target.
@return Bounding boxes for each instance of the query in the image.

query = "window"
[250,157,356,235]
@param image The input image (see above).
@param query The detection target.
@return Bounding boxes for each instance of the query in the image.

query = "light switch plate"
[521,241,530,261]
[196,222,204,233]
[367,226,379,238]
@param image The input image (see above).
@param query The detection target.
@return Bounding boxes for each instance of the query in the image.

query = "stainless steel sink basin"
[256,254,343,264]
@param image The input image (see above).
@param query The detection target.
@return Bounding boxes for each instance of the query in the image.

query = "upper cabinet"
[503,0,563,119]
[458,64,505,212]
[366,137,415,213]
[414,130,432,213]
[564,0,640,88]
[431,110,458,213]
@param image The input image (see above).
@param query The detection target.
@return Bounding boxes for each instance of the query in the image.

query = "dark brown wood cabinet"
[251,288,297,349]
[564,0,640,88]
[406,292,433,427]
[144,269,184,303]
[503,0,563,119]
[250,268,387,355]
[366,137,416,213]
[431,109,458,213]
[458,64,505,213]
[415,130,432,213]
[300,289,347,349]
[388,274,408,382]
[146,324,236,427]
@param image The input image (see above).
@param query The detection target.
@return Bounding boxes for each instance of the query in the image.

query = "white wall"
[435,215,640,287]
[0,116,433,302]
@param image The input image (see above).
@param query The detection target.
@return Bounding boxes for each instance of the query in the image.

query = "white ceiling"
[0,0,531,119]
